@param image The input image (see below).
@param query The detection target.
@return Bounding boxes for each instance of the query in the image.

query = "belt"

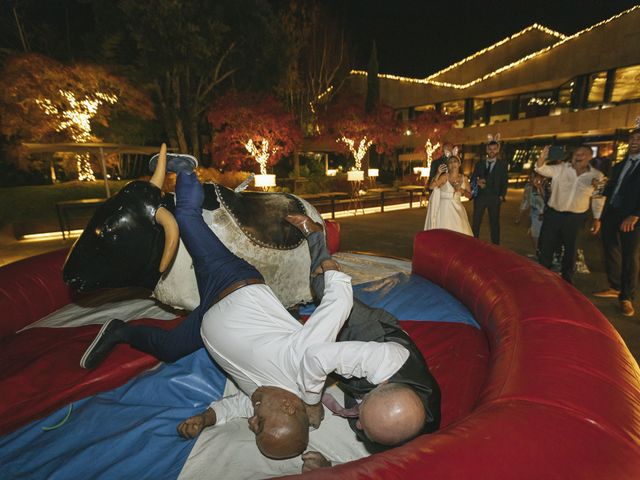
[213,278,265,306]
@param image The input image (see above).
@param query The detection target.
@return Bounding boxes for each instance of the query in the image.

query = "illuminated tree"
[207,91,302,172]
[0,53,154,179]
[406,109,455,163]
[317,92,399,170]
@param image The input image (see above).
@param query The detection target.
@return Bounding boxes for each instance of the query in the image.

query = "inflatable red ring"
[296,230,640,479]
[1,228,639,478]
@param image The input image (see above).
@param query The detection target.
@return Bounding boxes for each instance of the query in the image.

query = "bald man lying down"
[178,382,369,479]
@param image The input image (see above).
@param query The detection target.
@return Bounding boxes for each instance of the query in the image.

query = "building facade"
[347,5,640,174]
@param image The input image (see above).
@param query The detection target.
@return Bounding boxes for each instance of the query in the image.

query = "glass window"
[611,65,640,103]
[490,96,515,124]
[415,104,436,111]
[555,79,574,114]
[470,99,485,127]
[518,91,555,119]
[442,100,465,128]
[587,71,607,106]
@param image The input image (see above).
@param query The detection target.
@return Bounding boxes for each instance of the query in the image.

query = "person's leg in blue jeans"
[119,171,262,361]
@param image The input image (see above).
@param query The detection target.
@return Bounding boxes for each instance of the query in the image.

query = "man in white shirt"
[535,145,604,283]
[175,194,427,459]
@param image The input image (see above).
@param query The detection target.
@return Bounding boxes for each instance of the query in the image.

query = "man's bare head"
[356,383,425,446]
[248,386,309,459]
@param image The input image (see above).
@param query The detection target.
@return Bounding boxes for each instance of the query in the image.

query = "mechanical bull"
[63,152,324,310]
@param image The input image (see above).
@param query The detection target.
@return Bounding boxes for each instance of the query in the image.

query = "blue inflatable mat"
[0,350,225,480]
[301,273,478,328]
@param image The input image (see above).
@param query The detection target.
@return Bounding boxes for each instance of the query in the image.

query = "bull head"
[63,144,179,292]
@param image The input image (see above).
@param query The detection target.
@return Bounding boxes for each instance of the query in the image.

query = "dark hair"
[630,129,640,137]
[487,141,499,147]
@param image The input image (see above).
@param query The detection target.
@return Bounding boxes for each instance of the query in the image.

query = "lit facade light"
[254,174,276,188]
[326,169,338,176]
[347,170,365,182]
[368,168,379,177]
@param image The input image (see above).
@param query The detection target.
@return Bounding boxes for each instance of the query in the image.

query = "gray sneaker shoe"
[80,319,126,369]
[149,153,198,174]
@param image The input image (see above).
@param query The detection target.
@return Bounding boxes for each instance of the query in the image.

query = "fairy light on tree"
[338,136,373,171]
[424,138,441,169]
[244,138,277,175]
[36,89,118,181]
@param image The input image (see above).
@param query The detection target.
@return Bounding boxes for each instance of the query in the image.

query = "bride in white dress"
[424,155,473,235]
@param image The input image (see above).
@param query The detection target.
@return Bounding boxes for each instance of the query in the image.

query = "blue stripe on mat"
[0,349,225,480]
[301,273,478,328]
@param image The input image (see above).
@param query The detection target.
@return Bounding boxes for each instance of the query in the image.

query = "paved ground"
[1,188,638,362]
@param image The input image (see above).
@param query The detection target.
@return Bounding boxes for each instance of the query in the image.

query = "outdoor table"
[398,185,427,208]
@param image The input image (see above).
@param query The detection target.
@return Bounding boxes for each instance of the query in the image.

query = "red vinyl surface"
[291,230,640,479]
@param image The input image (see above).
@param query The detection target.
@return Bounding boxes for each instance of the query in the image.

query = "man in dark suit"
[593,129,640,317]
[471,141,509,244]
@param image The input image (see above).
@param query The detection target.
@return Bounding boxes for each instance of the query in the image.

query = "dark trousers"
[538,207,587,284]
[601,208,640,301]
[472,195,502,244]
[119,172,262,362]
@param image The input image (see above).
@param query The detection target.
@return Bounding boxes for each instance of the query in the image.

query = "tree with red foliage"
[316,92,400,170]
[208,91,302,172]
[405,109,455,159]
[0,53,154,145]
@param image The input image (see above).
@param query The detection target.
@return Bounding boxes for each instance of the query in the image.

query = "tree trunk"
[175,117,189,153]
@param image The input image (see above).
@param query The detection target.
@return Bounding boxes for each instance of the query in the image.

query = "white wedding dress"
[423,177,473,235]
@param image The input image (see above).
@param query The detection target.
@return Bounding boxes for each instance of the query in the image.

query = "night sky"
[345,0,640,77]
[2,1,638,78]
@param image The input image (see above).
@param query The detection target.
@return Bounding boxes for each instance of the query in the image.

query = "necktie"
[611,158,638,206]
[322,392,360,418]
[486,161,495,174]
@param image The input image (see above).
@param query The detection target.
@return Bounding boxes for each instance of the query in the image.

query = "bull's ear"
[150,143,167,189]
[156,206,179,273]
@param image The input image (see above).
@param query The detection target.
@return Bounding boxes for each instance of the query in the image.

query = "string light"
[36,89,118,181]
[245,138,277,175]
[350,5,640,90]
[425,24,566,81]
[338,136,372,170]
[424,139,440,168]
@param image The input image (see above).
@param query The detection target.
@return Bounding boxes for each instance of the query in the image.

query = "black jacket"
[472,158,508,199]
[602,156,640,218]
[335,300,441,453]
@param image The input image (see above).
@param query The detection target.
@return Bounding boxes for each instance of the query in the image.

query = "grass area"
[0,180,130,227]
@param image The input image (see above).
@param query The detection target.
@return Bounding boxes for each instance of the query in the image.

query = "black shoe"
[80,319,126,369]
[148,153,198,174]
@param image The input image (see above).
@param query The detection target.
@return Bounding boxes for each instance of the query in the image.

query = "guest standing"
[471,141,508,244]
[535,145,604,284]
[593,129,640,316]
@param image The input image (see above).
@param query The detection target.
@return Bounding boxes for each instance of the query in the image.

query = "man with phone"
[535,145,605,284]
[471,141,509,244]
